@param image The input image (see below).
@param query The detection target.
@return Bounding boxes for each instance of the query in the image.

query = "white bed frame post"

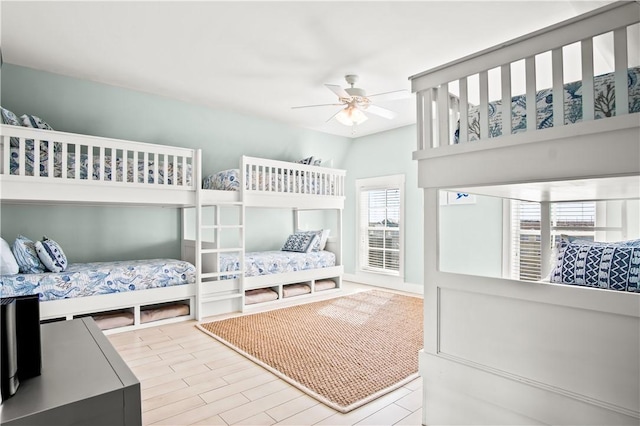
[540,201,552,279]
[420,187,439,426]
[194,149,203,321]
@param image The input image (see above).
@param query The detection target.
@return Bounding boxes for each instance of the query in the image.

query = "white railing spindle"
[500,64,512,136]
[614,27,629,116]
[479,70,490,139]
[552,48,565,128]
[459,77,469,143]
[581,38,595,122]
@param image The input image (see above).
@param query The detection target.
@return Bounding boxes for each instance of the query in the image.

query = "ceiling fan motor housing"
[345,87,366,98]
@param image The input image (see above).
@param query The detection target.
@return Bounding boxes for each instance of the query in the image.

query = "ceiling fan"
[292,74,408,126]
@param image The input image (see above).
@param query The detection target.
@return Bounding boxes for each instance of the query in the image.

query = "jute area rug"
[196,290,423,413]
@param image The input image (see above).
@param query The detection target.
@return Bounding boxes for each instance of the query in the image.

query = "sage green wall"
[341,125,504,285]
[439,195,504,278]
[1,65,503,278]
[340,125,424,285]
[0,64,350,262]
[0,205,180,263]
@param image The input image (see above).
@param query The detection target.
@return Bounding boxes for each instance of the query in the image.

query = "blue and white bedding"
[549,237,640,293]
[455,66,640,143]
[0,258,196,301]
[9,146,192,185]
[202,168,336,195]
[219,250,336,279]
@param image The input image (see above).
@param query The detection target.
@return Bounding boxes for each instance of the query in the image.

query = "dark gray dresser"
[0,317,141,425]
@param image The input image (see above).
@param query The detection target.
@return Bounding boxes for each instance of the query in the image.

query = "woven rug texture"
[197,290,423,413]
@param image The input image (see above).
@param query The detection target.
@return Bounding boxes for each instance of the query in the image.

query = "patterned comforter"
[0,259,196,301]
[219,250,336,279]
[9,148,192,185]
[455,66,640,143]
[202,168,336,195]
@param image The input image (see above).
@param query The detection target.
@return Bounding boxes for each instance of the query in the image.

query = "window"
[357,175,404,277]
[509,201,598,281]
[508,200,634,281]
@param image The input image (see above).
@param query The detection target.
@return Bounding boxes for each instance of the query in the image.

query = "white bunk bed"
[410,2,639,425]
[187,155,346,319]
[0,123,204,332]
[0,123,346,331]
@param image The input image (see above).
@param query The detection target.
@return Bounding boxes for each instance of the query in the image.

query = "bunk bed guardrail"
[241,155,346,198]
[0,124,196,193]
[410,2,640,157]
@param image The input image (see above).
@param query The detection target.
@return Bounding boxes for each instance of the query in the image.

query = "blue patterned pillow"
[295,156,314,165]
[1,107,21,127]
[282,232,318,253]
[20,114,53,130]
[12,235,46,274]
[550,238,640,292]
[298,230,323,252]
[1,107,22,148]
[35,236,68,273]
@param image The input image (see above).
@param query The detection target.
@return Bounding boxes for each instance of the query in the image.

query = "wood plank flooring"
[108,283,423,425]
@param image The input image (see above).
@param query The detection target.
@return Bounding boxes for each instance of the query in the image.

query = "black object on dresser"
[1,294,41,402]
[0,317,141,426]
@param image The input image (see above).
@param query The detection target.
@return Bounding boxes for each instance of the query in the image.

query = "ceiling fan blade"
[325,84,350,99]
[291,103,344,109]
[366,89,410,101]
[364,104,397,120]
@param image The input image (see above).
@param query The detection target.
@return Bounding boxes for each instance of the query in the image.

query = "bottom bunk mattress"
[219,250,336,278]
[0,258,196,301]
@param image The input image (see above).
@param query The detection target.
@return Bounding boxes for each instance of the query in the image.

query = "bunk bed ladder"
[195,199,245,320]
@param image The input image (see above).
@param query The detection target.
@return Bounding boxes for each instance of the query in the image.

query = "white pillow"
[0,237,20,275]
[319,229,330,250]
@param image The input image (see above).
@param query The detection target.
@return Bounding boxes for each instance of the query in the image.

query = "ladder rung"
[201,248,243,254]
[201,271,242,279]
[200,225,244,230]
[200,292,243,304]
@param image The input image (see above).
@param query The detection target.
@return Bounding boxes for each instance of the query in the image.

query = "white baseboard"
[343,273,423,295]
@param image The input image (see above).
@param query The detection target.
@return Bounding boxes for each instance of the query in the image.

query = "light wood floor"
[108,283,423,426]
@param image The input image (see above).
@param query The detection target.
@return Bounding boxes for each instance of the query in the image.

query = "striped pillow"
[550,238,640,292]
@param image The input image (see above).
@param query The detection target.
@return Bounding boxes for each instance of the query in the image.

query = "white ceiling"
[0,1,613,139]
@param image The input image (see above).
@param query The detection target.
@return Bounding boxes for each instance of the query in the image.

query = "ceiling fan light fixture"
[335,106,368,126]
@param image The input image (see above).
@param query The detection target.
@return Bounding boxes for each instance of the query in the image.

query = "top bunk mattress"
[0,258,196,301]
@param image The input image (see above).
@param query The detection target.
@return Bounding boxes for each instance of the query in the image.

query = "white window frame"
[505,200,629,281]
[356,174,405,279]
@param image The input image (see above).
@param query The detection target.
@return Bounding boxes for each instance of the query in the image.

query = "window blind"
[511,201,597,281]
[360,187,401,274]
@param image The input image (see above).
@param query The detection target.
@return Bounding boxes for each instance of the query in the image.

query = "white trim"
[355,174,406,278]
[343,273,422,295]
